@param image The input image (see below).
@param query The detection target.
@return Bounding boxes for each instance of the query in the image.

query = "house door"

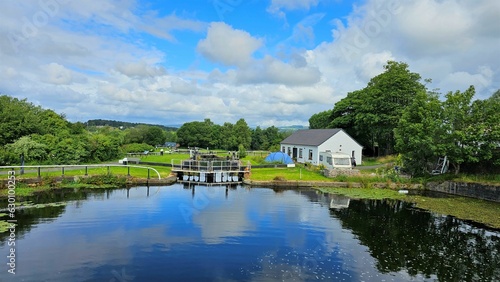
[292,148,298,160]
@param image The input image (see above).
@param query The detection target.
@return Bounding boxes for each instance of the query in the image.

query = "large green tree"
[329,61,426,155]
[233,118,252,151]
[441,86,485,174]
[394,90,445,176]
[0,96,45,145]
[309,109,333,129]
[395,86,500,175]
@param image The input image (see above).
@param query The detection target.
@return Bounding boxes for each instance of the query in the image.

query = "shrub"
[122,143,153,153]
[273,175,286,181]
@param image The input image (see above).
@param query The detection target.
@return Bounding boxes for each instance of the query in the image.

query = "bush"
[122,143,153,153]
[273,175,286,181]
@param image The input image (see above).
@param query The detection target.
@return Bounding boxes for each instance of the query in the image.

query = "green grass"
[359,155,397,166]
[249,164,412,185]
[425,173,500,185]
[1,165,171,179]
[139,153,190,164]
[250,166,330,181]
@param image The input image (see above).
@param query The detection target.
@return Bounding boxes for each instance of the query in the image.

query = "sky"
[1,0,499,128]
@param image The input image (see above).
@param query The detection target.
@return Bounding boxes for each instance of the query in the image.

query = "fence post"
[107,166,110,175]
[37,167,41,178]
[127,166,130,176]
[147,168,150,179]
[62,167,65,176]
[85,166,88,176]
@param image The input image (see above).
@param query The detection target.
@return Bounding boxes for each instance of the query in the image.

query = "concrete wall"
[323,169,361,177]
[426,181,500,202]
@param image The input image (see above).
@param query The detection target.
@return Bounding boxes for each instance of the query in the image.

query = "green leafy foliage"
[329,61,426,155]
[123,125,167,146]
[5,136,48,162]
[177,118,287,151]
[121,143,154,153]
[309,109,332,129]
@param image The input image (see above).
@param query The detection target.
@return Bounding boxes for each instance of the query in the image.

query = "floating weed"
[316,187,500,229]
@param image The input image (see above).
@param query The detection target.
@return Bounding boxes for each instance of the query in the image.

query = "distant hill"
[86,119,178,131]
[277,125,308,131]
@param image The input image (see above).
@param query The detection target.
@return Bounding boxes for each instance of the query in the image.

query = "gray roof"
[281,129,342,146]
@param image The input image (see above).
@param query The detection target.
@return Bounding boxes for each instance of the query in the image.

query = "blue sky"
[1,0,499,127]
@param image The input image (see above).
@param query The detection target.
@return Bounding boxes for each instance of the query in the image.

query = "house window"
[299,148,303,158]
[308,150,313,160]
[319,155,323,161]
[282,146,285,153]
[288,147,291,156]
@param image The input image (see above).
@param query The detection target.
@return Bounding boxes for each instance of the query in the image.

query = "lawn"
[0,165,172,179]
[249,166,330,181]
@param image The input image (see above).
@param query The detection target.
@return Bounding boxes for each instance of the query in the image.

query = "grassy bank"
[0,174,132,197]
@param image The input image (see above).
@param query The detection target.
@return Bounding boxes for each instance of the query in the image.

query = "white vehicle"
[319,151,352,169]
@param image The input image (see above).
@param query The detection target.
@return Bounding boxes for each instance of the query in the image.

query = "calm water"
[1,185,499,282]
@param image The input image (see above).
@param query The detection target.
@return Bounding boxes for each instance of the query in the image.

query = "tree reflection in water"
[330,199,500,281]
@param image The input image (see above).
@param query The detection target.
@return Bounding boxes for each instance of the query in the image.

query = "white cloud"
[234,55,321,86]
[197,22,263,67]
[40,62,73,85]
[115,61,166,78]
[0,0,499,127]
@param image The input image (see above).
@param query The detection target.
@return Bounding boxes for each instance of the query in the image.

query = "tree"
[233,118,252,150]
[328,61,426,155]
[176,119,215,148]
[394,90,445,176]
[442,86,483,174]
[251,126,265,150]
[143,126,166,146]
[5,136,48,163]
[309,109,332,129]
[0,95,44,145]
[263,126,283,150]
[219,122,236,150]
[87,133,122,161]
[51,136,89,164]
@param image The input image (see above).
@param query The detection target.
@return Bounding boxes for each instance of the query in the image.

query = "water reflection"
[0,186,498,281]
[329,198,500,281]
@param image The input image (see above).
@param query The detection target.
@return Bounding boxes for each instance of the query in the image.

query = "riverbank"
[0,174,177,197]
[244,179,423,189]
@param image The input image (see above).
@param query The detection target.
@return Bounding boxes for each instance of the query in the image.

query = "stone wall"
[426,181,500,202]
[323,169,361,178]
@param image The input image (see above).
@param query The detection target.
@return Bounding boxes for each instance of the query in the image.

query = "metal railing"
[170,159,244,172]
[0,164,161,179]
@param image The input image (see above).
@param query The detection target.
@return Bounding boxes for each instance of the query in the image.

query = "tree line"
[0,95,289,166]
[309,61,500,176]
[0,95,176,165]
[176,118,289,152]
[87,119,177,131]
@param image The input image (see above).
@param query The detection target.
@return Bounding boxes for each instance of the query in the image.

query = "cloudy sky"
[1,0,499,127]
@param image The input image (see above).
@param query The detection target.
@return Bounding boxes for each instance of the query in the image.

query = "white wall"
[281,130,363,165]
[319,130,363,164]
[281,144,319,164]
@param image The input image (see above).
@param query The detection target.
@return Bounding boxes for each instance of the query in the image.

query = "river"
[1,184,499,281]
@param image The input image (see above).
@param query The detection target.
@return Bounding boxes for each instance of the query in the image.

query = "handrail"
[0,164,161,180]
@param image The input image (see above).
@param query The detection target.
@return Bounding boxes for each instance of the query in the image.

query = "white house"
[280,129,363,165]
